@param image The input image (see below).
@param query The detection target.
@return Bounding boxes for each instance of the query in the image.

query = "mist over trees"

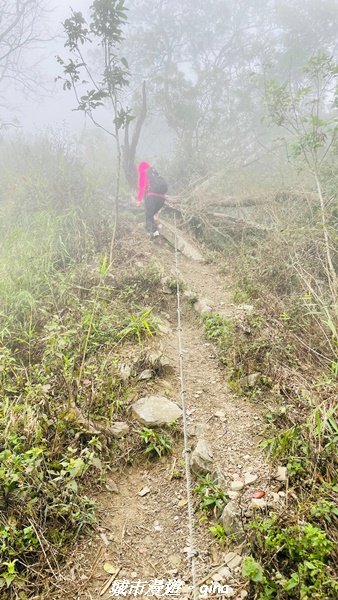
[0,1,337,599]
[124,0,338,182]
[0,1,51,125]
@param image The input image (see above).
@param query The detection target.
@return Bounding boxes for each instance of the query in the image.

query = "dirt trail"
[60,232,269,600]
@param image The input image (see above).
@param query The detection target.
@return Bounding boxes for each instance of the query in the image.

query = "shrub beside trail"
[197,189,338,599]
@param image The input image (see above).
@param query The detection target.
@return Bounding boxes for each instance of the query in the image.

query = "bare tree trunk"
[123,81,147,188]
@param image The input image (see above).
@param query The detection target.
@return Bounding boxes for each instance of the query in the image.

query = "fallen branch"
[100,567,121,597]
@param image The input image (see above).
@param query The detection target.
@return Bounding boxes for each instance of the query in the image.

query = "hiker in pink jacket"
[137,162,168,236]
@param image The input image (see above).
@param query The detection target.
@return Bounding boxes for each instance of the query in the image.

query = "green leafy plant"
[195,475,228,514]
[242,556,265,583]
[209,524,227,545]
[310,499,338,523]
[0,560,20,591]
[245,517,338,599]
[203,313,233,342]
[232,288,251,304]
[139,428,172,458]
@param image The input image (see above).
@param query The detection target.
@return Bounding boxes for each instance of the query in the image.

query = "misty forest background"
[0,1,337,599]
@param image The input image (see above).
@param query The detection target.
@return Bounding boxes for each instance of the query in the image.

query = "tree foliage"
[265,54,338,302]
[57,0,133,257]
[57,0,132,136]
[126,0,338,180]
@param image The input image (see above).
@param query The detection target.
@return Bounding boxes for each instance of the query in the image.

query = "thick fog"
[1,0,338,169]
[1,0,92,132]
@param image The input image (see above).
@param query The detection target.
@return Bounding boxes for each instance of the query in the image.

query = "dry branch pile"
[166,178,319,242]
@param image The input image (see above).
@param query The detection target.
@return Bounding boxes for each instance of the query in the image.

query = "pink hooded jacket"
[137,161,151,203]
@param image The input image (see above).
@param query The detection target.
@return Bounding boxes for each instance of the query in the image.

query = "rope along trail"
[173,216,199,600]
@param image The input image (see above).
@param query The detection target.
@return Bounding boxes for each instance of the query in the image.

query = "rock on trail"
[191,439,214,475]
[131,395,183,426]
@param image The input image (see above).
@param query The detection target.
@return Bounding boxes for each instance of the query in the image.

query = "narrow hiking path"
[57,229,270,600]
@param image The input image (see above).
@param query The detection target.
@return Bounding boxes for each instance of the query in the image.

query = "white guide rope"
[173,215,199,600]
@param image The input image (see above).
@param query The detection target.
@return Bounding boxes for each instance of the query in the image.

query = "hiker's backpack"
[148,167,168,195]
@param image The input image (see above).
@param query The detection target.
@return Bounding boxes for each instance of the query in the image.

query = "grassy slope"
[198,199,338,599]
[0,139,171,597]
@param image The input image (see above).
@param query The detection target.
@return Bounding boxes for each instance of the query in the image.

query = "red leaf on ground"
[252,490,266,499]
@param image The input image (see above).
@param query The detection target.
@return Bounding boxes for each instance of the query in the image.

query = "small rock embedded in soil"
[158,322,172,335]
[146,350,162,364]
[214,410,226,419]
[106,480,119,494]
[119,363,132,381]
[212,573,224,582]
[244,472,258,486]
[250,498,267,509]
[274,466,287,482]
[99,533,110,546]
[146,350,171,370]
[227,554,243,570]
[184,290,197,301]
[138,486,151,497]
[246,372,261,387]
[178,498,188,508]
[132,396,182,426]
[252,490,265,499]
[138,369,153,380]
[271,492,280,503]
[210,469,227,488]
[223,551,237,565]
[221,502,241,535]
[193,299,213,314]
[216,566,232,581]
[228,491,239,500]
[191,439,213,475]
[111,422,130,438]
[161,276,174,294]
[230,480,244,491]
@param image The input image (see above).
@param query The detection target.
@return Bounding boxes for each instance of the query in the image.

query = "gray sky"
[3,0,94,134]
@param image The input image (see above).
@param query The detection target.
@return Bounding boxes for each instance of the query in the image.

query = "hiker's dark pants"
[144,195,165,233]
